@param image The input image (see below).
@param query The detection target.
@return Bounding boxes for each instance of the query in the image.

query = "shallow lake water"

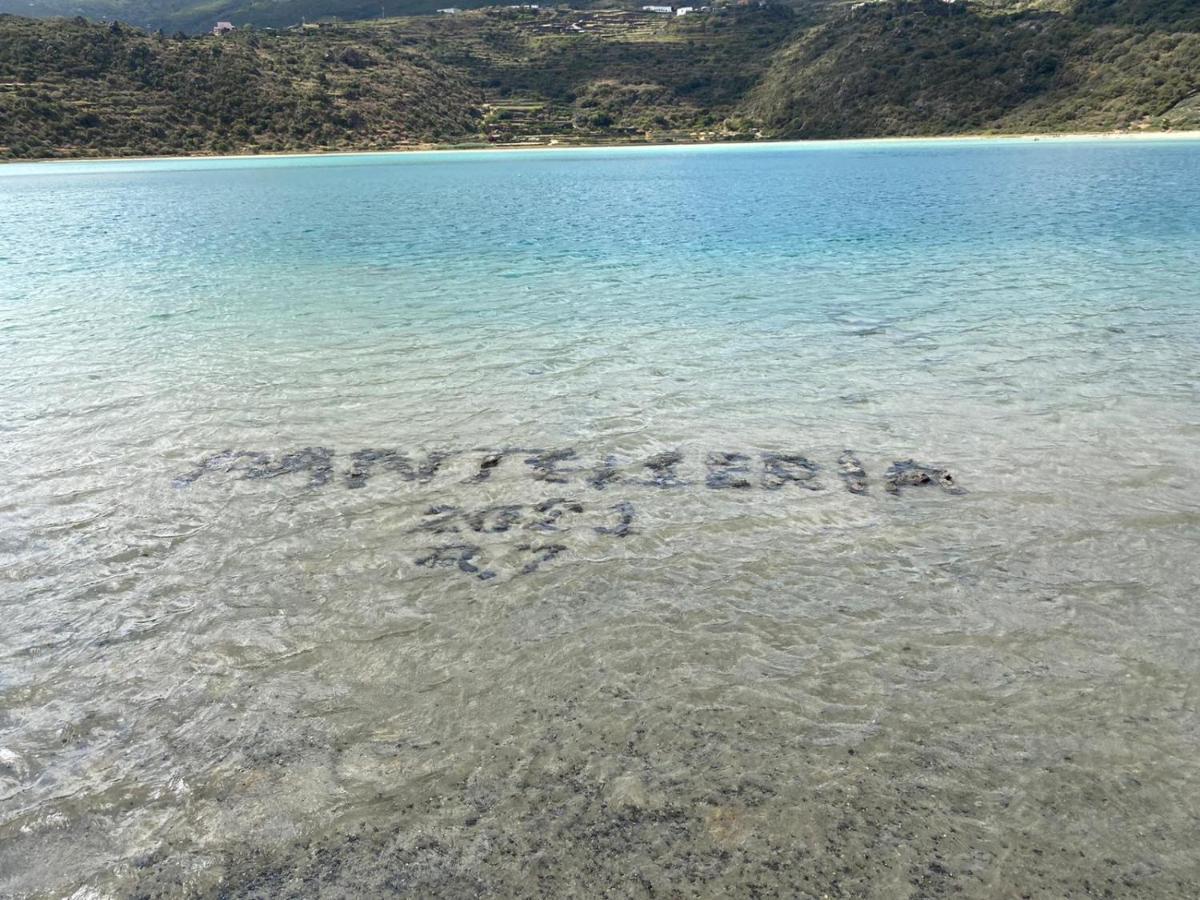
[2,138,1199,897]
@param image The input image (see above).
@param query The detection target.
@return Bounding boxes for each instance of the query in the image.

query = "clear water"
[2,138,1199,897]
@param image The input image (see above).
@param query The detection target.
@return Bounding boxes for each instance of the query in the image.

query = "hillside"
[1,1,1198,160]
[747,0,1200,137]
[0,13,489,157]
[0,0,826,35]
[0,0,505,34]
[0,8,797,158]
[0,0,846,34]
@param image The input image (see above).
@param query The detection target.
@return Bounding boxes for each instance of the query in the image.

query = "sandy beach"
[5,128,1200,167]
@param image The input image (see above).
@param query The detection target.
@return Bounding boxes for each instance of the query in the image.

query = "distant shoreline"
[6,129,1200,167]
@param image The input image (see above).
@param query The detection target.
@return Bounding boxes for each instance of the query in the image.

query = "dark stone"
[761,453,822,490]
[346,448,449,488]
[415,506,463,534]
[466,451,505,483]
[524,448,579,483]
[464,446,546,483]
[530,498,585,531]
[594,501,635,537]
[414,544,495,580]
[418,451,452,481]
[464,505,524,534]
[517,543,568,575]
[244,447,334,488]
[837,451,868,494]
[640,451,686,488]
[587,455,621,490]
[706,452,753,489]
[883,459,965,495]
[172,449,270,487]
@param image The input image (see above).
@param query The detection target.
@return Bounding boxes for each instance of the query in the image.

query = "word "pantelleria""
[174,447,965,580]
[174,447,965,496]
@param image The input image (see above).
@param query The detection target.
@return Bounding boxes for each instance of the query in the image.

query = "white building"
[211,20,235,34]
[675,6,694,14]
[642,5,672,12]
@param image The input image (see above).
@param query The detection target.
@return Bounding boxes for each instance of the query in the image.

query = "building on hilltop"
[211,21,235,34]
[642,4,672,12]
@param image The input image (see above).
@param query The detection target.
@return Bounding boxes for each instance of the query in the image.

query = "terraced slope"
[745,0,1200,137]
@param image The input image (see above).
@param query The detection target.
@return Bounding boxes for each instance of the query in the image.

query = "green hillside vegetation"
[2,0,1198,38]
[747,0,1200,137]
[0,0,827,34]
[1074,0,1200,31]
[0,0,498,34]
[0,8,798,157]
[422,6,797,138]
[1,0,1198,160]
[0,13,487,157]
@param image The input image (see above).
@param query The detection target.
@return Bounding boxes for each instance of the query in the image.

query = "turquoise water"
[2,138,1200,896]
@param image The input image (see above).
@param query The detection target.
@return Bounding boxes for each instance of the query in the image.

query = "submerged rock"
[761,452,822,490]
[641,450,687,487]
[415,506,463,535]
[418,504,525,534]
[705,452,753,489]
[469,451,505,483]
[525,448,579,483]
[883,459,964,495]
[517,542,568,575]
[837,451,869,494]
[246,446,335,488]
[346,448,449,488]
[415,543,495,580]
[464,505,524,534]
[175,445,961,504]
[594,501,635,537]
[530,498,585,531]
[174,447,334,488]
[172,449,270,487]
[587,455,621,490]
